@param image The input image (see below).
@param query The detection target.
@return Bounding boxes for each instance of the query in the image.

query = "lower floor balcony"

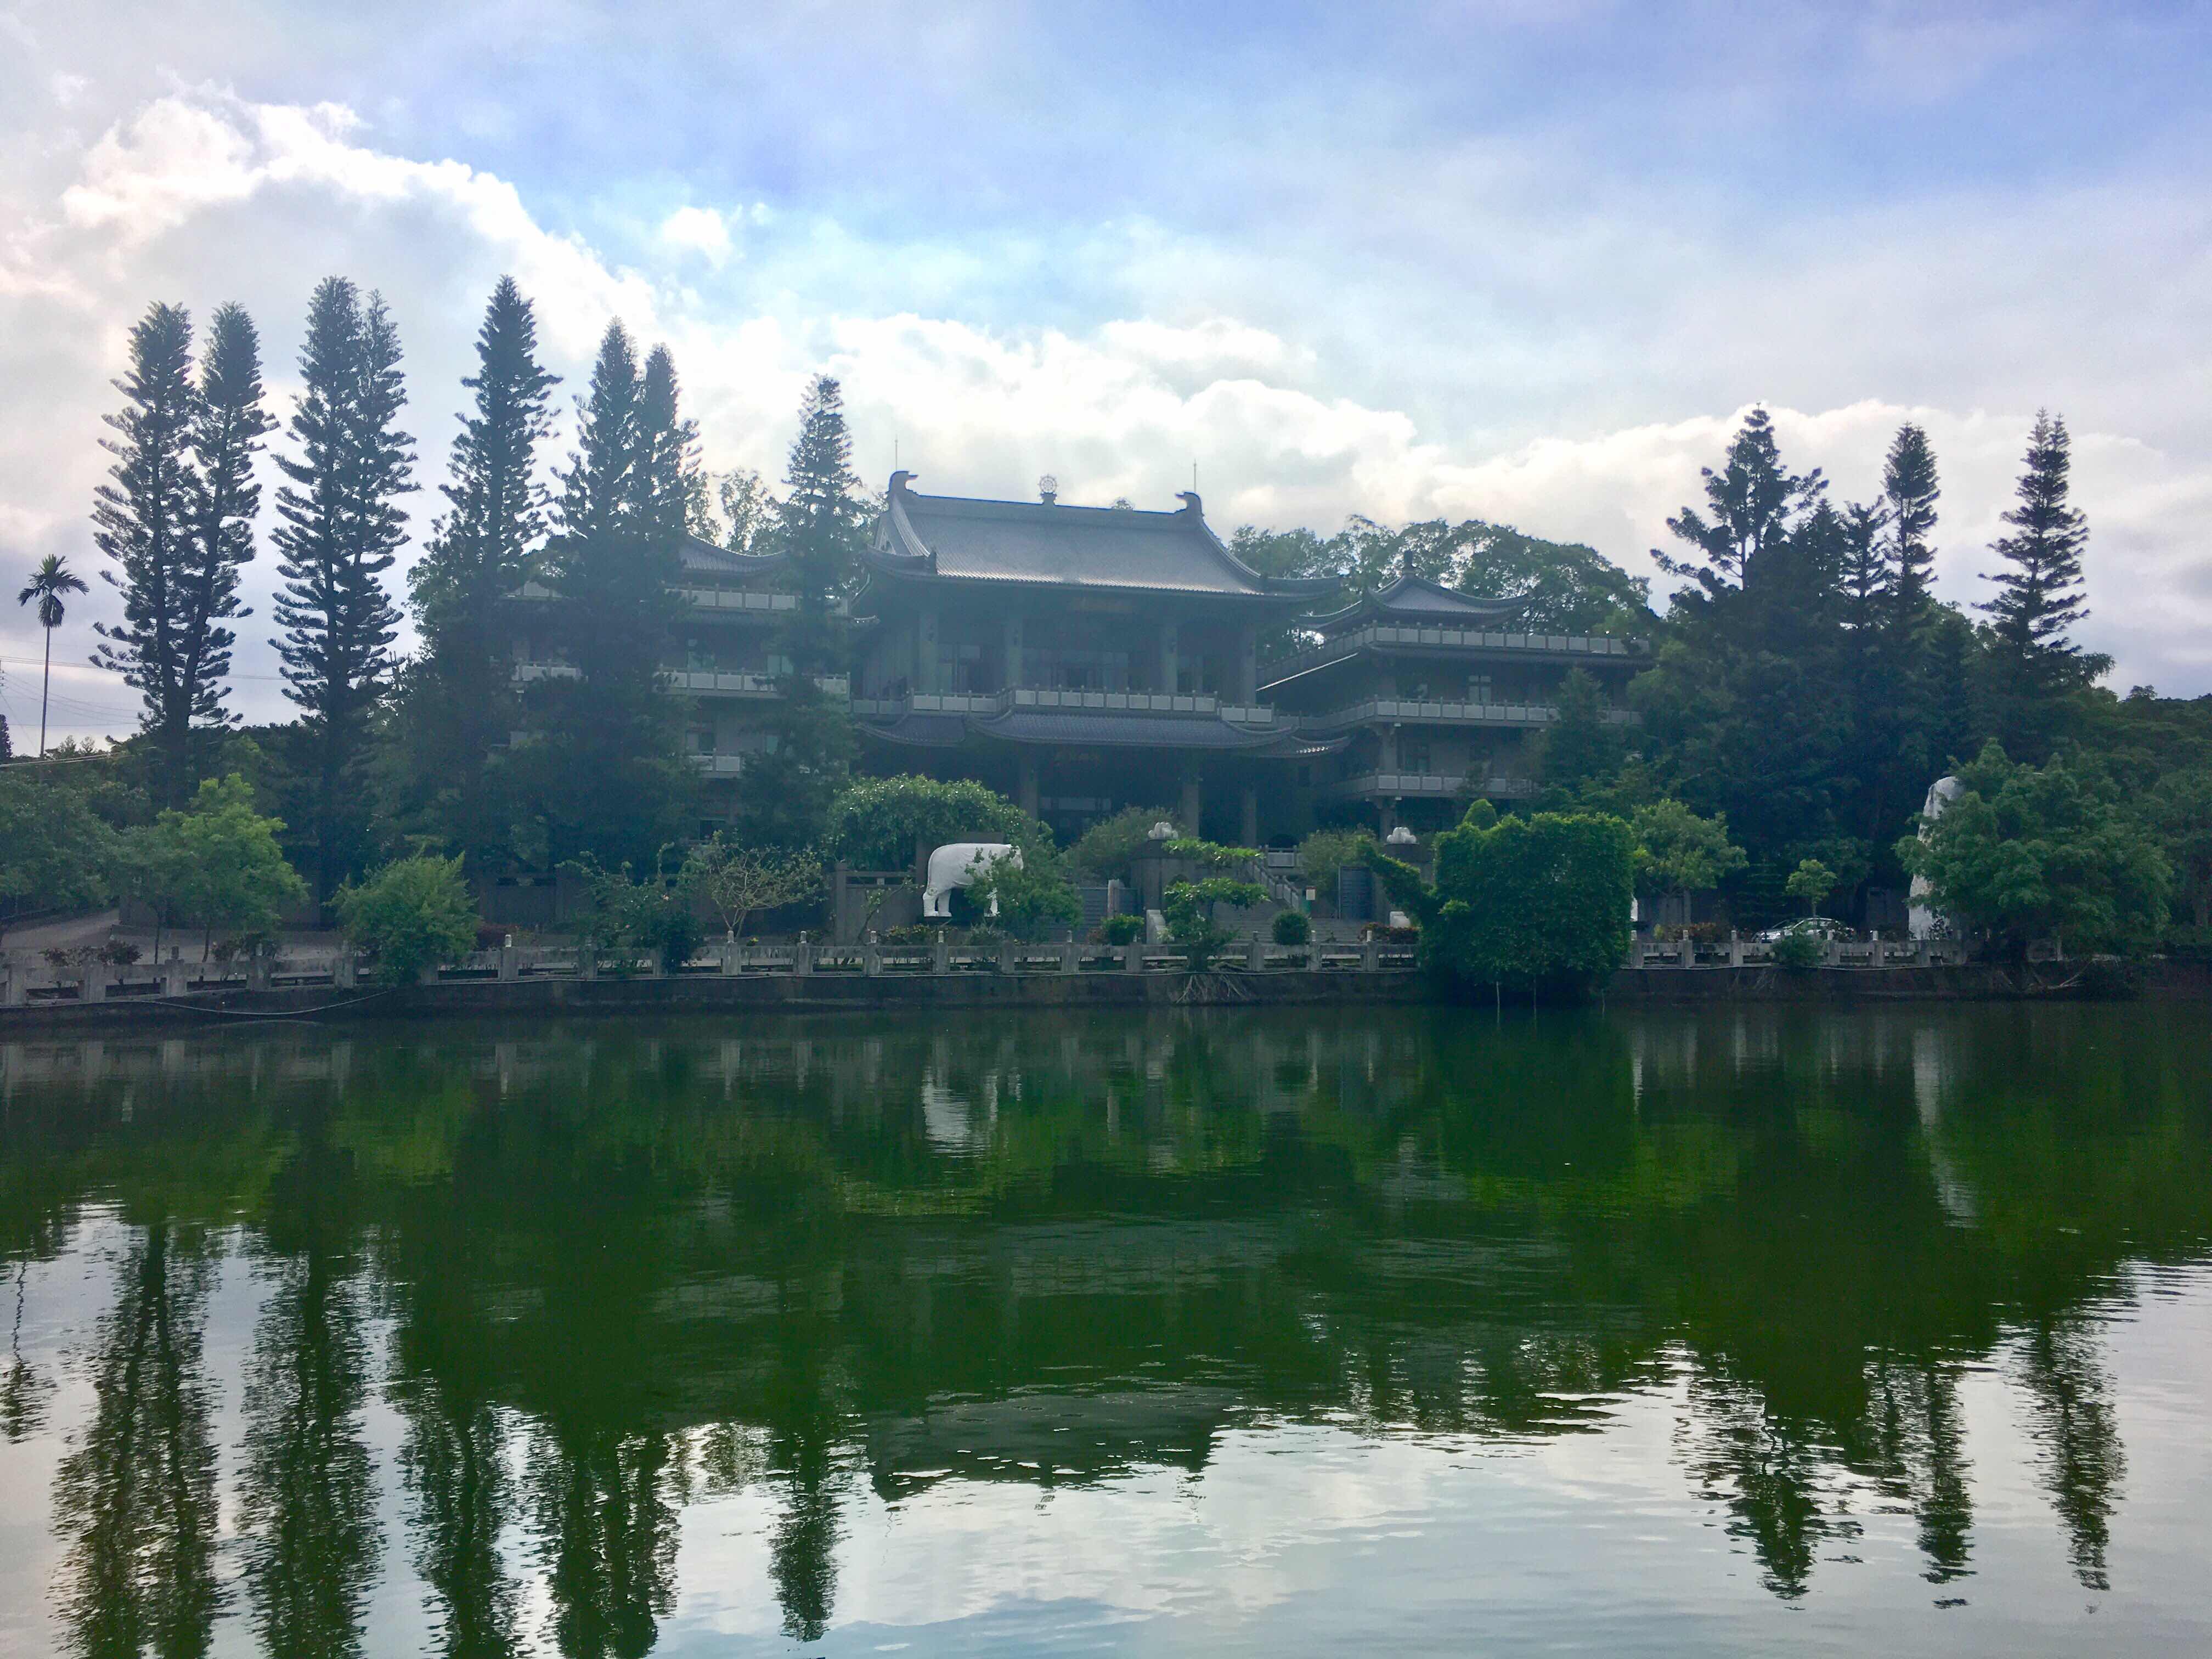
[1324,771,1536,801]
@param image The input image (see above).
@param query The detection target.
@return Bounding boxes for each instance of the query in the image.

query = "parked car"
[1759,916,1855,943]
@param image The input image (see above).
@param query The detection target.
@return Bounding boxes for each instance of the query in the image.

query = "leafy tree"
[332,855,480,985]
[1977,413,2110,759]
[1064,804,1178,883]
[272,278,415,898]
[1630,799,1748,911]
[1368,805,1633,997]
[709,467,781,554]
[1898,741,2169,957]
[1451,521,1654,634]
[680,837,823,940]
[1784,858,1837,917]
[2146,768,2212,933]
[965,846,1081,938]
[566,855,702,973]
[823,775,1042,870]
[0,770,117,945]
[1160,876,1265,969]
[16,554,88,760]
[520,322,697,872]
[1295,827,1376,900]
[398,277,558,870]
[1654,408,1824,597]
[116,775,309,958]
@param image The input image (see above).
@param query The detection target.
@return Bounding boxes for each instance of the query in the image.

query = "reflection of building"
[512,475,1651,842]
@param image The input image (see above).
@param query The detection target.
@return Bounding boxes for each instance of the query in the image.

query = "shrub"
[1162,877,1265,970]
[1271,910,1312,946]
[1094,913,1144,946]
[826,775,1045,869]
[1771,932,1824,970]
[334,855,481,986]
[1296,828,1375,899]
[1065,806,1177,883]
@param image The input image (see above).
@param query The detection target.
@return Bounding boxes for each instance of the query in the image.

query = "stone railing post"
[498,946,518,982]
[998,939,1017,975]
[1124,942,1145,974]
[933,936,951,975]
[1728,932,1743,967]
[163,959,190,997]
[1061,939,1078,973]
[334,952,357,989]
[83,964,108,1003]
[1,961,18,1007]
[864,938,882,977]
[581,945,599,980]
[1247,935,1266,972]
[1361,938,1379,972]
[794,941,813,977]
[247,954,271,992]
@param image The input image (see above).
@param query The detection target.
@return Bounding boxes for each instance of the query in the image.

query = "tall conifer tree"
[520,322,694,870]
[1882,423,1940,627]
[730,375,864,847]
[1977,411,2108,758]
[272,278,415,899]
[92,303,202,790]
[400,276,558,869]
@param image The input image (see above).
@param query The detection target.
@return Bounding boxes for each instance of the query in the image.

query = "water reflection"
[2,1005,2209,1653]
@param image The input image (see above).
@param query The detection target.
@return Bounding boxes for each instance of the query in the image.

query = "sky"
[3,1,2209,744]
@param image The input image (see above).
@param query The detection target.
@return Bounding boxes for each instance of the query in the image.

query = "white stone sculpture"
[1906,775,1964,940]
[922,843,1023,919]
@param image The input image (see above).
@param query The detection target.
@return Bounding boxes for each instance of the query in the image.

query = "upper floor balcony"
[512,663,849,700]
[1261,623,1646,690]
[1304,696,1639,731]
[1324,770,1538,801]
[852,686,1278,726]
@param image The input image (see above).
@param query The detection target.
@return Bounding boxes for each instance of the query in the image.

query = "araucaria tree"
[398,277,558,869]
[520,323,697,871]
[93,301,272,802]
[272,278,415,900]
[732,375,864,848]
[1977,411,2109,760]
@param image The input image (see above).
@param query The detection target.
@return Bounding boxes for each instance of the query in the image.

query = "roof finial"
[1039,474,1058,506]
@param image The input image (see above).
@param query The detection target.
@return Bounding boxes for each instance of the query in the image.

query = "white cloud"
[658,205,733,264]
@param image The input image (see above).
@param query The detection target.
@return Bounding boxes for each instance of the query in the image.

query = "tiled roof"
[1307,574,1522,630]
[867,474,1338,602]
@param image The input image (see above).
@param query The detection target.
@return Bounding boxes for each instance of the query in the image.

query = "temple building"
[514,474,1650,849]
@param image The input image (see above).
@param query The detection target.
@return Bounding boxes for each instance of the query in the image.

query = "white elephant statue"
[922,843,1022,919]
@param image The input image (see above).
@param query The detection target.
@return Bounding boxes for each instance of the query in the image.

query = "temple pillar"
[1018,753,1040,818]
[917,608,940,694]
[1159,620,1180,695]
[1240,784,1259,848]
[1234,624,1257,702]
[1004,613,1024,689]
[1180,765,1202,834]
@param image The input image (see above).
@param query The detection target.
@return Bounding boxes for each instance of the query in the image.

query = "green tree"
[1538,665,1624,797]
[966,848,1082,939]
[1065,805,1179,883]
[566,855,703,973]
[680,837,823,941]
[1295,826,1377,902]
[1630,799,1748,915]
[1977,413,2109,760]
[1160,876,1265,969]
[1898,741,2169,957]
[823,775,1043,871]
[521,323,697,872]
[1883,422,1941,626]
[16,554,88,760]
[397,276,558,872]
[272,279,415,899]
[1368,805,1633,996]
[2147,768,2212,933]
[0,770,117,945]
[120,775,309,958]
[1784,858,1837,918]
[332,855,480,985]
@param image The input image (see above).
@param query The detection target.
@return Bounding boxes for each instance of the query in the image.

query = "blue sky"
[3,2,2209,738]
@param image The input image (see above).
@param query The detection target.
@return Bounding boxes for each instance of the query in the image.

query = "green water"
[2,1005,2209,1656]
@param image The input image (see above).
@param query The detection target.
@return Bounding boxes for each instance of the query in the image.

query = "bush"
[1094,913,1144,946]
[334,855,481,986]
[826,775,1045,869]
[882,923,934,946]
[1162,877,1265,970]
[1066,806,1177,883]
[1296,828,1374,899]
[1771,932,1824,970]
[1271,910,1312,946]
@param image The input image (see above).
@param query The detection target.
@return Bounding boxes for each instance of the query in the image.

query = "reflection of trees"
[238,1143,380,1659]
[4,1259,54,1443]
[50,1221,221,1659]
[2017,1317,2125,1592]
[528,1428,681,1658]
[398,1389,519,1658]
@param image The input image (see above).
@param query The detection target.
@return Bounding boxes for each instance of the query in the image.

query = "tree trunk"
[38,625,52,758]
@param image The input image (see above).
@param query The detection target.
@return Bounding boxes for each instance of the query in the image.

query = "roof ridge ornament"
[1176,490,1203,516]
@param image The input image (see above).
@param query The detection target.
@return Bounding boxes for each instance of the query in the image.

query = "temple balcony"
[1260,624,1646,690]
[1324,771,1537,801]
[511,663,849,699]
[1303,697,1639,731]
[852,686,1278,726]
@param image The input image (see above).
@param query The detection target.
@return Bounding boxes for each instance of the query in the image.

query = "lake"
[2,1003,2208,1656]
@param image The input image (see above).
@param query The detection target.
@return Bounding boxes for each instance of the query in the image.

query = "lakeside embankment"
[3,956,2205,1033]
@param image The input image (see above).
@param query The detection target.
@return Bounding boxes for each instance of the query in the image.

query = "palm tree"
[16,554,88,758]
